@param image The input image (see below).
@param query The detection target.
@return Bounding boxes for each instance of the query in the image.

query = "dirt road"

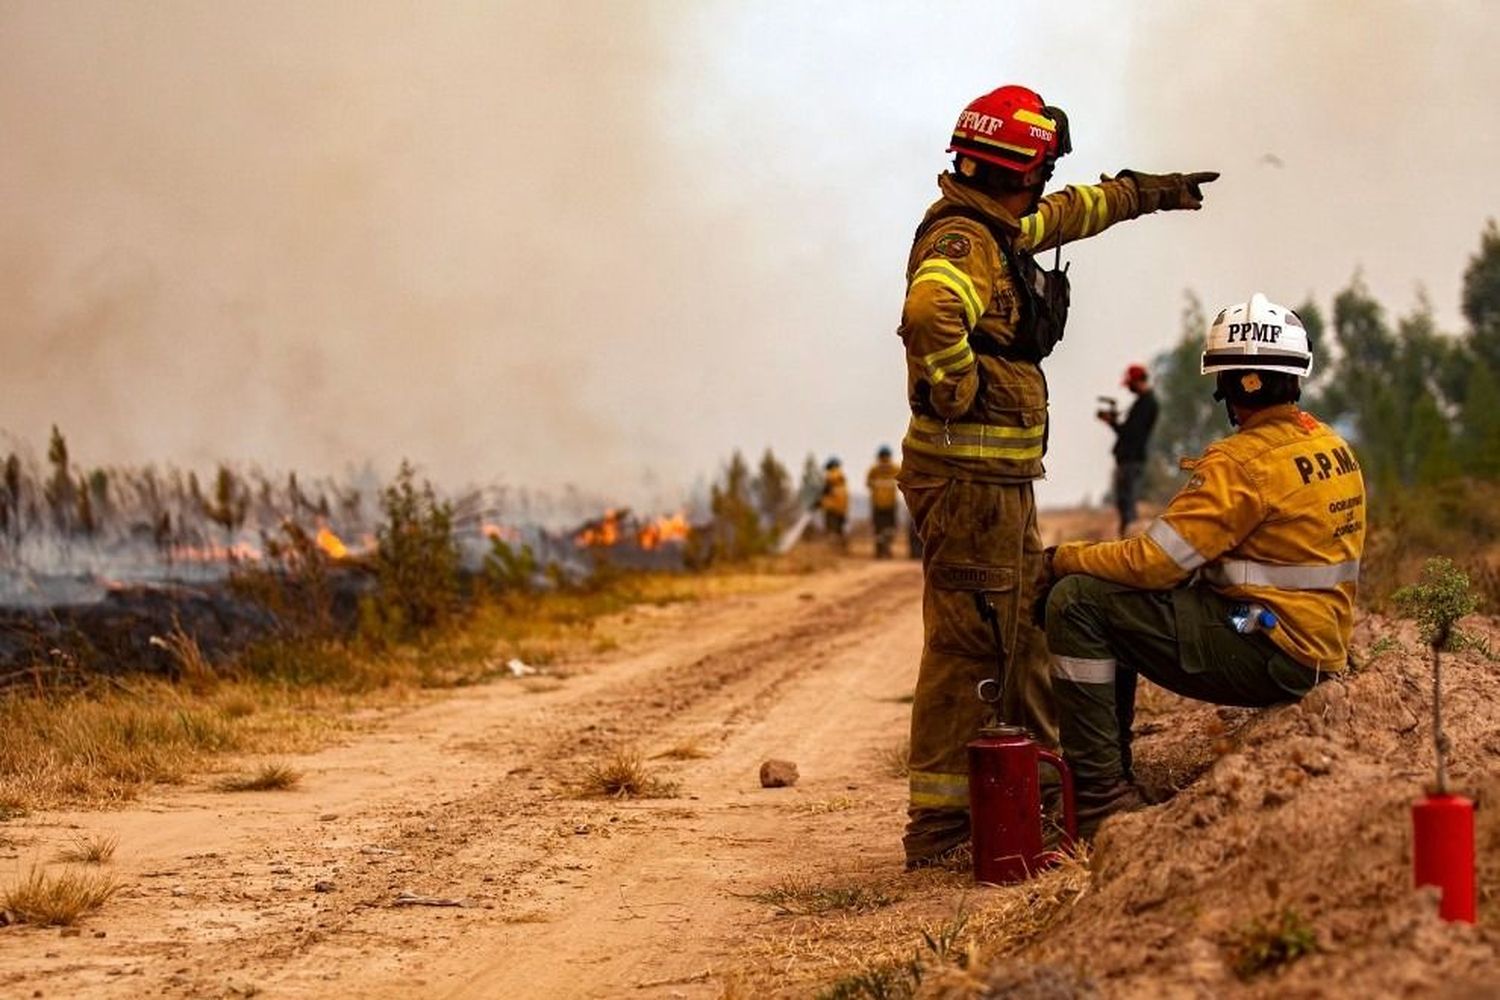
[1,560,925,998]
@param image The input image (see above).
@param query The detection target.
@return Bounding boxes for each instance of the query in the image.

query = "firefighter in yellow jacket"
[1044,293,1364,835]
[898,83,1218,866]
[819,457,850,549]
[867,446,901,559]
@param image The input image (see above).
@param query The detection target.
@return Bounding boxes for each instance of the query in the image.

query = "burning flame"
[574,509,691,549]
[482,522,520,543]
[638,512,690,550]
[575,509,622,548]
[174,542,263,563]
[316,527,350,559]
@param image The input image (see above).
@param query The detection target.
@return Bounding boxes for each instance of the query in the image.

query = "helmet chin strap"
[1212,378,1240,427]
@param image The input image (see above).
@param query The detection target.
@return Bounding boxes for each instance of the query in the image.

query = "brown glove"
[1113,169,1219,212]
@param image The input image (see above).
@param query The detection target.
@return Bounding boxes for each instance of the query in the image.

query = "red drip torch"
[966,593,1077,885]
[968,724,1077,885]
[1412,631,1476,923]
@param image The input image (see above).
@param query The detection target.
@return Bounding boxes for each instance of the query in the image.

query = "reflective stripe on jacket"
[866,458,901,511]
[898,172,1144,483]
[1052,405,1366,671]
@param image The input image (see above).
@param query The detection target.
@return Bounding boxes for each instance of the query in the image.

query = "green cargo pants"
[899,476,1055,864]
[1044,574,1324,789]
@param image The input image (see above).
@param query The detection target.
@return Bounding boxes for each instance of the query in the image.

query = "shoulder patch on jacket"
[932,232,972,259]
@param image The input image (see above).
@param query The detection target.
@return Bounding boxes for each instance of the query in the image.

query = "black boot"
[1075,780,1146,839]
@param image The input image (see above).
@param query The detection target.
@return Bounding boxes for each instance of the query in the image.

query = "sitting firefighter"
[1042,293,1365,836]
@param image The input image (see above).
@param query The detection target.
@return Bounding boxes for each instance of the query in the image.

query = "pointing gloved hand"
[1112,169,1220,212]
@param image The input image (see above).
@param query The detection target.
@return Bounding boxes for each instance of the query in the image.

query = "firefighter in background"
[867,446,901,559]
[1044,294,1363,834]
[818,457,849,549]
[897,83,1218,867]
[1098,363,1160,537]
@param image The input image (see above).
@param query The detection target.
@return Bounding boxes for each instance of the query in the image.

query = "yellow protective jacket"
[1053,405,1365,671]
[820,468,849,516]
[867,457,900,511]
[898,172,1145,483]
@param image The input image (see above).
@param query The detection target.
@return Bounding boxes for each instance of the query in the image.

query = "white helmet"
[1201,292,1314,378]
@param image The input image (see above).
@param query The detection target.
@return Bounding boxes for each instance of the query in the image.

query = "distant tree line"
[0,426,354,556]
[1145,220,1500,502]
[687,449,823,564]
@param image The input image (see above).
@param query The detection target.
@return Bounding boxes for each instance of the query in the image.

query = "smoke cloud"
[3,2,1497,508]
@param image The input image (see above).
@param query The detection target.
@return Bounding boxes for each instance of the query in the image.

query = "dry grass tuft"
[55,833,118,865]
[877,738,911,779]
[216,761,303,792]
[0,680,344,811]
[749,875,901,917]
[734,849,1094,997]
[3,866,119,926]
[653,737,713,761]
[579,747,679,799]
[792,795,867,815]
[1,567,794,815]
[149,622,219,693]
[954,846,1093,952]
[218,692,260,719]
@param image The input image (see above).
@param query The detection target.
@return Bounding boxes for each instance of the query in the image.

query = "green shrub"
[229,519,335,635]
[484,536,539,595]
[363,461,460,642]
[1393,557,1480,650]
[1230,909,1319,979]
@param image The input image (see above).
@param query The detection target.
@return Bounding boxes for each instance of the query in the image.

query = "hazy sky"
[3,1,1498,509]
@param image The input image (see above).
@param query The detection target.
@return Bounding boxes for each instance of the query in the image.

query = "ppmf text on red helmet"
[947,85,1067,177]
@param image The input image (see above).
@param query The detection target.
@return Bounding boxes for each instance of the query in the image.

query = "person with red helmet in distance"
[1099,363,1160,538]
[897,83,1217,868]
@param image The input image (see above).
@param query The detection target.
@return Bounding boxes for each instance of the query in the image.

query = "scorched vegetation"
[0,444,823,813]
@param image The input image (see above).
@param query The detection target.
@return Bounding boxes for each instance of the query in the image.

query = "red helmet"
[947,85,1070,179]
[1123,364,1149,386]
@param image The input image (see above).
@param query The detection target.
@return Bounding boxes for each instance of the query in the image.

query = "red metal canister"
[967,725,1077,884]
[1412,793,1476,923]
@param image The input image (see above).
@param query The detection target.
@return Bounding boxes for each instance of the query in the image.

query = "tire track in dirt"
[0,560,923,998]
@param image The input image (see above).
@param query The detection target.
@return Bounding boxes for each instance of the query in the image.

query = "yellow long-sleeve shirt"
[1053,405,1365,671]
[898,172,1145,483]
[819,468,849,516]
[867,458,900,511]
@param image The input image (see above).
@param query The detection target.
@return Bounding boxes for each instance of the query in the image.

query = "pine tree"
[1143,292,1219,498]
[709,450,766,559]
[754,449,794,533]
[87,469,110,518]
[1462,219,1500,373]
[1459,361,1500,479]
[44,425,75,533]
[76,474,97,537]
[204,465,249,545]
[798,453,822,509]
[1,453,20,540]
[369,460,461,636]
